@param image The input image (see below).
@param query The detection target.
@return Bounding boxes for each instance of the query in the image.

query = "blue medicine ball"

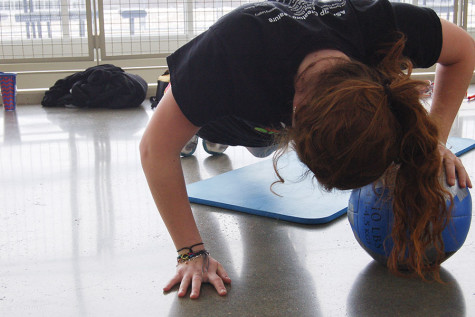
[348,182,472,266]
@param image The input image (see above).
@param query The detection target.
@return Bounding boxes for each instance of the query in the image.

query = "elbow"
[460,33,474,70]
[466,35,475,71]
[470,39,475,71]
[139,134,155,169]
[139,132,181,171]
[438,20,475,70]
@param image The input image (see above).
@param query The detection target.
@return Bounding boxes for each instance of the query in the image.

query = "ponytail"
[279,35,451,279]
[378,37,451,278]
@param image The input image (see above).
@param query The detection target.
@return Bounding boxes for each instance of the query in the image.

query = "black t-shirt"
[167,0,442,147]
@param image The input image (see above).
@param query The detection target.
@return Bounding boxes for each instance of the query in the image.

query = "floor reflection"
[347,262,465,317]
[167,214,323,316]
[2,110,21,143]
[0,94,474,316]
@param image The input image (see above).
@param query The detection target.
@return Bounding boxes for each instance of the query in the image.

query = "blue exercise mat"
[187,137,475,224]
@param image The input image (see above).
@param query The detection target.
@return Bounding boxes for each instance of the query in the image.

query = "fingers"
[163,269,201,298]
[163,257,231,298]
[190,274,203,299]
[441,150,471,188]
[175,273,202,298]
[207,272,228,296]
[163,273,182,293]
[454,160,472,188]
[217,263,232,285]
[179,271,228,298]
[466,174,472,188]
[202,263,229,296]
[178,275,191,298]
[443,155,457,187]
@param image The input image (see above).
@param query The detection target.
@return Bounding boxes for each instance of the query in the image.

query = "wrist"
[177,249,210,265]
[176,242,205,256]
[175,243,210,272]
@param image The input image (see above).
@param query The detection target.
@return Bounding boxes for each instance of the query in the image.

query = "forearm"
[430,62,474,143]
[140,87,204,251]
[142,149,203,250]
[429,19,475,143]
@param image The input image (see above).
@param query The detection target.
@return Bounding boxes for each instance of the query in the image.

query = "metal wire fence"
[0,0,473,62]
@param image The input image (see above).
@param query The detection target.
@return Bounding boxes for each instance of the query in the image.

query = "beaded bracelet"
[176,243,210,272]
[177,250,210,265]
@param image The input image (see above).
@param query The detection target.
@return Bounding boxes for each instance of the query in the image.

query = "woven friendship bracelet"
[177,250,210,265]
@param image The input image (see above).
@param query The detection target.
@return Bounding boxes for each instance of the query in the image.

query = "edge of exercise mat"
[187,136,475,224]
[186,151,350,224]
[188,196,348,225]
[448,137,475,157]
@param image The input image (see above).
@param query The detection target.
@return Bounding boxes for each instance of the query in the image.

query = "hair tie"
[383,80,393,102]
[382,80,396,113]
[177,242,204,254]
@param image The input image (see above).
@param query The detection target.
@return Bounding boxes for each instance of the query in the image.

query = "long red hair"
[276,35,451,279]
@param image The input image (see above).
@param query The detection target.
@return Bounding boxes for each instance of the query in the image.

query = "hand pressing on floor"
[163,254,231,299]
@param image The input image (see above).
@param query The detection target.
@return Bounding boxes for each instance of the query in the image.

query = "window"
[0,0,472,93]
[0,0,91,61]
[0,0,255,62]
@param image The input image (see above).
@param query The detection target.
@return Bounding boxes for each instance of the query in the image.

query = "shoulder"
[390,2,442,67]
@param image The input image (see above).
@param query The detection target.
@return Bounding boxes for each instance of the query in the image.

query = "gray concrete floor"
[1,87,475,317]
